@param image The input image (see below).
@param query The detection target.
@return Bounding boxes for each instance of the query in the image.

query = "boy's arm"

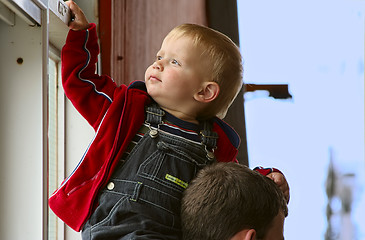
[254,167,290,203]
[62,1,117,130]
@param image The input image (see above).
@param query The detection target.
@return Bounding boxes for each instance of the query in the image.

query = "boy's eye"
[171,59,181,66]
[156,56,163,61]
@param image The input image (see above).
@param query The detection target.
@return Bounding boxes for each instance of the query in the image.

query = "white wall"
[0,15,43,240]
[64,99,94,240]
[0,1,97,239]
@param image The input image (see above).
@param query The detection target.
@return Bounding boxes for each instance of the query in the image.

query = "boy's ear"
[194,82,220,103]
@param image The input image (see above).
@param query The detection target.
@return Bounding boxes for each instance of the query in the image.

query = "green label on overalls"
[165,174,188,189]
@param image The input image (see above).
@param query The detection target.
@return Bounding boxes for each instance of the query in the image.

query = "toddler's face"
[145,35,210,117]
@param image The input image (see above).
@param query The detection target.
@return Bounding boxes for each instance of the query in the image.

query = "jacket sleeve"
[253,166,283,176]
[61,23,118,130]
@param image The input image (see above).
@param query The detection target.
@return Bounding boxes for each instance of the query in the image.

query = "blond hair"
[166,24,243,119]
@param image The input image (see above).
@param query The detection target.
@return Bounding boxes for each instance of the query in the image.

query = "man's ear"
[194,82,220,103]
[230,229,256,240]
[246,229,256,240]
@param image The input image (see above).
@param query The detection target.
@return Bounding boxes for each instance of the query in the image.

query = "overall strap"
[145,103,218,161]
[200,120,218,161]
[145,104,165,125]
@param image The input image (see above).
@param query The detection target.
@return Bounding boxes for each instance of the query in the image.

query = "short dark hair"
[181,162,288,240]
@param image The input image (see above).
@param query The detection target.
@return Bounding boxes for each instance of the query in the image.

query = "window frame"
[48,46,66,240]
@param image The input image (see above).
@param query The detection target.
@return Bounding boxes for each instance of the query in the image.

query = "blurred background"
[237,0,365,239]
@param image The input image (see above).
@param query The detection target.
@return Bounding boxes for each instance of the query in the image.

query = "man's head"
[145,24,243,121]
[181,162,288,240]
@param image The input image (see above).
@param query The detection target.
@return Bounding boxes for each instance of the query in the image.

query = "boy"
[181,162,288,240]
[49,1,289,239]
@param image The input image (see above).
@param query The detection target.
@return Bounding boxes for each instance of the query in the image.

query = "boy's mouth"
[149,75,161,82]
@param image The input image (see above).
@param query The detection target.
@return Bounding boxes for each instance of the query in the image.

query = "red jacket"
[48,23,241,232]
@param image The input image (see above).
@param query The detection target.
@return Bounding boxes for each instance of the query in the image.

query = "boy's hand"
[65,0,91,31]
[266,172,290,203]
[267,172,290,203]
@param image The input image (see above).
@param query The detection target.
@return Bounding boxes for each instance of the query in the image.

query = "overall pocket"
[137,139,206,193]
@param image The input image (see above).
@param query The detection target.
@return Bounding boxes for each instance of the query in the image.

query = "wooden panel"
[99,0,112,77]
[111,0,126,83]
[206,0,248,165]
[112,0,207,85]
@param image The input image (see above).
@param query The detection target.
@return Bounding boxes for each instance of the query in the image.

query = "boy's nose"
[153,60,164,71]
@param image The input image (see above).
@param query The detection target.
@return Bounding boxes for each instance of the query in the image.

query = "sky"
[237,0,365,239]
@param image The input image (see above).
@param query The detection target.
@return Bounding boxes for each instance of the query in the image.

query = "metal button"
[149,129,158,138]
[107,182,115,190]
[206,151,215,160]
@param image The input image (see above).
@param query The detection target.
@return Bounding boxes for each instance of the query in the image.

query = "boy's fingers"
[64,0,89,30]
[281,184,290,203]
[65,1,81,21]
[280,188,290,204]
[64,1,76,26]
[267,172,283,184]
[267,172,290,203]
[64,0,74,10]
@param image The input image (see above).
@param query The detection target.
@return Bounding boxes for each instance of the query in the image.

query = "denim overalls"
[82,104,218,240]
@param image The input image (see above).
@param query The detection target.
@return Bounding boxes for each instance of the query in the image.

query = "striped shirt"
[120,111,203,162]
